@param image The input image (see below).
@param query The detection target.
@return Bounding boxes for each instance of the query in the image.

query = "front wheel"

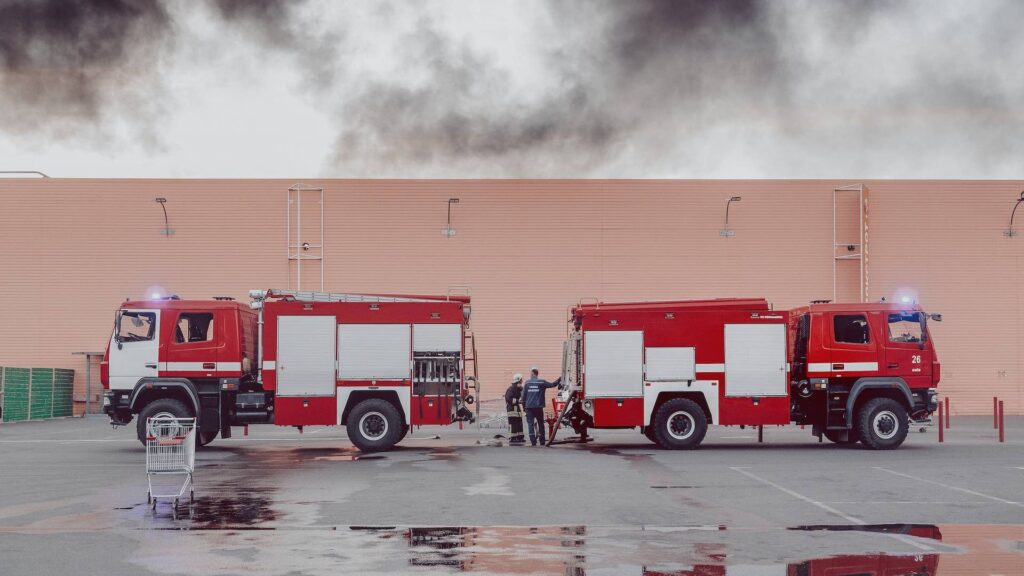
[652,398,708,450]
[136,398,193,446]
[856,397,909,450]
[346,399,402,452]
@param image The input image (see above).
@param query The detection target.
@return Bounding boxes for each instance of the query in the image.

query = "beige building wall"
[0,179,1020,415]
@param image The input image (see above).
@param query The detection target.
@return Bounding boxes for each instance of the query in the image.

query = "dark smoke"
[0,0,172,139]
[329,1,789,176]
[332,23,620,175]
[211,0,305,48]
[210,0,339,89]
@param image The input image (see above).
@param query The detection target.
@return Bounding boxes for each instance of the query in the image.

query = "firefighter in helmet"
[520,366,561,446]
[504,373,525,445]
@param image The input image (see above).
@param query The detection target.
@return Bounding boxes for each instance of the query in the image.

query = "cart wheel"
[151,498,156,510]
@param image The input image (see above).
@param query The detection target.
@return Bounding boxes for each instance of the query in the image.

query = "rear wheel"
[136,399,192,446]
[642,426,657,444]
[856,397,909,450]
[652,398,708,450]
[346,399,402,452]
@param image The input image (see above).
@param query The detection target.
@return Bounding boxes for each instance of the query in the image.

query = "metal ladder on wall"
[464,332,480,426]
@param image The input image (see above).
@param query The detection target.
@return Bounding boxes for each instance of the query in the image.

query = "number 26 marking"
[912,355,921,364]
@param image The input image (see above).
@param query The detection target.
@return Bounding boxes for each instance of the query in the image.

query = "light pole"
[1004,191,1024,237]
[155,197,173,237]
[720,196,742,237]
[442,198,460,238]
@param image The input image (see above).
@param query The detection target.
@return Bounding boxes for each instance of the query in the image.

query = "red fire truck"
[553,298,941,449]
[101,289,477,451]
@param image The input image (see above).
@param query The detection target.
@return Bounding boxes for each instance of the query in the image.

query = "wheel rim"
[667,411,695,440]
[359,412,389,441]
[872,410,899,440]
[150,411,182,437]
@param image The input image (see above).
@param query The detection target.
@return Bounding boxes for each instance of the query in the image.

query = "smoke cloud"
[0,0,173,142]
[0,0,1021,177]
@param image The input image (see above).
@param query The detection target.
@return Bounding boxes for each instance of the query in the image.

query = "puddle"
[791,523,944,541]
[138,484,280,530]
[361,525,946,574]
[313,454,385,462]
[428,446,462,459]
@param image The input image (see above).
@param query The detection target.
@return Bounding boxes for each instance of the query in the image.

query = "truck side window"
[175,313,215,344]
[888,312,923,343]
[117,312,156,342]
[833,314,870,344]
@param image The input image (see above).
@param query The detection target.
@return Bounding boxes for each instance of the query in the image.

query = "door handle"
[888,363,899,369]
[145,363,158,369]
[203,362,216,370]
[832,363,845,370]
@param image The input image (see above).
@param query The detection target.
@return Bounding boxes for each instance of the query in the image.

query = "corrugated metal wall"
[0,179,1020,414]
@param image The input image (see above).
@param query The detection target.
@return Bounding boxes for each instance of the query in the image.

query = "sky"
[0,0,1022,179]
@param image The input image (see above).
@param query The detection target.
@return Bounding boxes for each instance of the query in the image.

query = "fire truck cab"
[789,302,940,448]
[556,298,939,450]
[101,289,477,451]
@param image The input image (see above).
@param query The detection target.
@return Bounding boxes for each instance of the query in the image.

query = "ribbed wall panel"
[0,179,1020,414]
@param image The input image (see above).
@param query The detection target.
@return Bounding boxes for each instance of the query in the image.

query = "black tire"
[399,424,410,442]
[856,397,909,450]
[823,429,859,445]
[346,399,403,452]
[197,431,218,447]
[642,426,658,444]
[136,398,193,445]
[652,398,708,450]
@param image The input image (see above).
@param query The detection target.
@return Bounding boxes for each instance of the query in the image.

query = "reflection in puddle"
[362,525,948,575]
[139,485,279,530]
[791,523,944,541]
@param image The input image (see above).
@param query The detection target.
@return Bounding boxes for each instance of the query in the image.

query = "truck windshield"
[888,312,923,343]
[117,311,156,342]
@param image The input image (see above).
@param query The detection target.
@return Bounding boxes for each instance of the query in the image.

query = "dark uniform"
[521,375,561,446]
[504,381,525,444]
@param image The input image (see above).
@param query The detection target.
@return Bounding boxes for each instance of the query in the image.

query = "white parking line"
[873,467,1024,508]
[731,467,865,525]
[731,467,934,552]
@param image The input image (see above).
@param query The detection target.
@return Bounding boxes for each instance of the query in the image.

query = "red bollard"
[994,397,999,429]
[998,401,1005,443]
[758,425,764,443]
[937,402,944,443]
[944,397,950,429]
[244,425,249,436]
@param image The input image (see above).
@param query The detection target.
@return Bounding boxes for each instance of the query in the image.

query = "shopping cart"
[145,417,196,510]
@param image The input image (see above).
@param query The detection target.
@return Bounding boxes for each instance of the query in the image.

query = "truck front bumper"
[103,391,133,425]
[910,388,938,420]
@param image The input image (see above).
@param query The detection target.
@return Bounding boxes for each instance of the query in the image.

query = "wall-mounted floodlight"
[442,197,460,238]
[155,197,174,237]
[720,196,742,237]
[1004,191,1024,237]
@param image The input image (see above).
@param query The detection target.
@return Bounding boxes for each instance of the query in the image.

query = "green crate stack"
[2,367,31,422]
[30,368,54,420]
[52,369,75,418]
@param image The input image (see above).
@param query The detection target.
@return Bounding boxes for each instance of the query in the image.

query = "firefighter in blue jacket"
[520,367,561,446]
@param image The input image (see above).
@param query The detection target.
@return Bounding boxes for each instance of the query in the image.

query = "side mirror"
[929,313,942,322]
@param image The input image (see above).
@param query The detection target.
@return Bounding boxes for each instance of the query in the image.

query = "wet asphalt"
[0,416,1021,575]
